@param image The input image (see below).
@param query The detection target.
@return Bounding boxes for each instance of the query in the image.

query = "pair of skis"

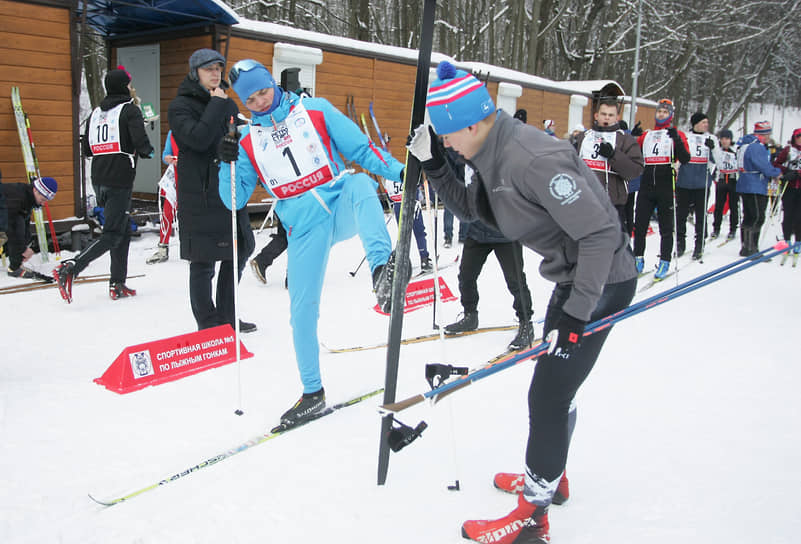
[89,388,384,506]
[10,87,60,261]
[0,273,145,296]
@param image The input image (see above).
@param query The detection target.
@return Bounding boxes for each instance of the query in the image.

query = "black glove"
[705,138,715,150]
[782,170,799,183]
[546,311,587,359]
[217,129,240,163]
[667,126,679,140]
[630,121,643,137]
[598,141,615,159]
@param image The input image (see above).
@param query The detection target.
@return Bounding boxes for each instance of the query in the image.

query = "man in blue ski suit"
[217,59,404,426]
[736,120,781,256]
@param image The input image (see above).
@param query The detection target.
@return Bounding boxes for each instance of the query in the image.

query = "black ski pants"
[457,238,533,321]
[74,185,132,284]
[254,219,288,269]
[526,277,636,483]
[633,180,674,261]
[740,193,768,232]
[781,186,801,243]
[713,177,739,234]
[189,229,252,330]
[676,187,709,246]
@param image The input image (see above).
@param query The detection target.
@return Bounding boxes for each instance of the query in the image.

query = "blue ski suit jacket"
[219,90,403,394]
[737,134,781,195]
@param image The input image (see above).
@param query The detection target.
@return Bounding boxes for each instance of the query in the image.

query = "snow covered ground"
[1,211,799,544]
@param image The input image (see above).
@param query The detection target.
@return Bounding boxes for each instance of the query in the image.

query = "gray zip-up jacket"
[423,111,636,321]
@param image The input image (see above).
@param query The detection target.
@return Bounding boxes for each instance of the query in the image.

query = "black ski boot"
[676,238,686,258]
[109,282,137,300]
[444,311,478,335]
[508,320,535,351]
[373,251,411,313]
[53,260,76,303]
[420,256,433,274]
[278,388,326,428]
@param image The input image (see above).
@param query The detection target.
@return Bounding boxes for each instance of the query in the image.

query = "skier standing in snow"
[711,129,739,241]
[167,49,256,332]
[675,112,717,260]
[441,150,534,351]
[146,130,178,265]
[574,84,644,232]
[0,176,58,278]
[772,127,801,255]
[217,59,405,428]
[54,67,153,302]
[407,61,637,544]
[736,121,782,257]
[631,98,691,278]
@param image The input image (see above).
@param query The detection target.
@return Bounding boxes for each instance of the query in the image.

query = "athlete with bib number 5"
[217,59,405,429]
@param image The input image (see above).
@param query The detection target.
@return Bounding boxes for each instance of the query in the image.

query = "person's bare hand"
[210,87,227,99]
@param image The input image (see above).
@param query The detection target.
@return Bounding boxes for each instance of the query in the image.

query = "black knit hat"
[104,66,131,95]
[718,129,733,140]
[690,112,708,128]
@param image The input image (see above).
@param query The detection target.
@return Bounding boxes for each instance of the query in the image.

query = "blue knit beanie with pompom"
[426,61,495,135]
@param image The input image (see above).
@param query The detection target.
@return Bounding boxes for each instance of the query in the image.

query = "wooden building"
[0,0,656,230]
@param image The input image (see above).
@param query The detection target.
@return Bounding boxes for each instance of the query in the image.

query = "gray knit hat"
[188,49,226,80]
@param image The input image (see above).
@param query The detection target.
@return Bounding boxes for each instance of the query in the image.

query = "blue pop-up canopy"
[78,0,239,38]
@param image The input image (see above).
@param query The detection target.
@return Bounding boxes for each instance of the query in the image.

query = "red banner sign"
[374,276,457,315]
[94,325,254,394]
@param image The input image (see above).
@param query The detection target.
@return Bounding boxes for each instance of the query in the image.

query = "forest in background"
[81,0,801,131]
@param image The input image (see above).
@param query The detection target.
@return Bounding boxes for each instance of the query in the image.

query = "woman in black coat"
[168,49,255,331]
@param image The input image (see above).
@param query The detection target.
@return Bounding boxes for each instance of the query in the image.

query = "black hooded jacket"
[167,76,252,262]
[82,94,154,188]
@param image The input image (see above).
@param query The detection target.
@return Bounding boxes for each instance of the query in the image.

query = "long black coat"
[168,77,252,262]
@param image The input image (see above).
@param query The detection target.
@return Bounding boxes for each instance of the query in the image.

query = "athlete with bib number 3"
[217,59,405,429]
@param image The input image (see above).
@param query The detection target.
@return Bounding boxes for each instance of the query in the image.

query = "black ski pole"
[377,0,436,486]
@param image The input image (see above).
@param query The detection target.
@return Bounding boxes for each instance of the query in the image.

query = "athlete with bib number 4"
[217,60,405,429]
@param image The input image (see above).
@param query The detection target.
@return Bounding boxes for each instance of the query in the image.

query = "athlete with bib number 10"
[217,59,406,430]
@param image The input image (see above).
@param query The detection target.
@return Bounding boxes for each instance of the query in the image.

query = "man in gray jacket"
[408,61,637,544]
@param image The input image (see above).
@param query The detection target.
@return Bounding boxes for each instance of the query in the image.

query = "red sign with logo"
[373,276,457,315]
[94,325,254,394]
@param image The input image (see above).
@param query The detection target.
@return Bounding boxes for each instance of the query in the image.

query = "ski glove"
[546,311,586,359]
[666,126,679,140]
[781,170,799,183]
[217,129,240,163]
[598,141,615,159]
[407,123,445,170]
[630,121,643,137]
[704,137,715,150]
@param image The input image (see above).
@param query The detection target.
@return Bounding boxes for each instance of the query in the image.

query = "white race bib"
[158,164,177,208]
[687,133,711,164]
[718,149,737,174]
[579,130,618,173]
[784,147,801,171]
[88,101,132,155]
[250,102,334,199]
[642,130,673,165]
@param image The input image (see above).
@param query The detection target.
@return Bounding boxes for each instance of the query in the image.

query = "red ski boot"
[462,493,550,544]
[494,472,570,505]
[109,282,137,300]
[53,260,75,304]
